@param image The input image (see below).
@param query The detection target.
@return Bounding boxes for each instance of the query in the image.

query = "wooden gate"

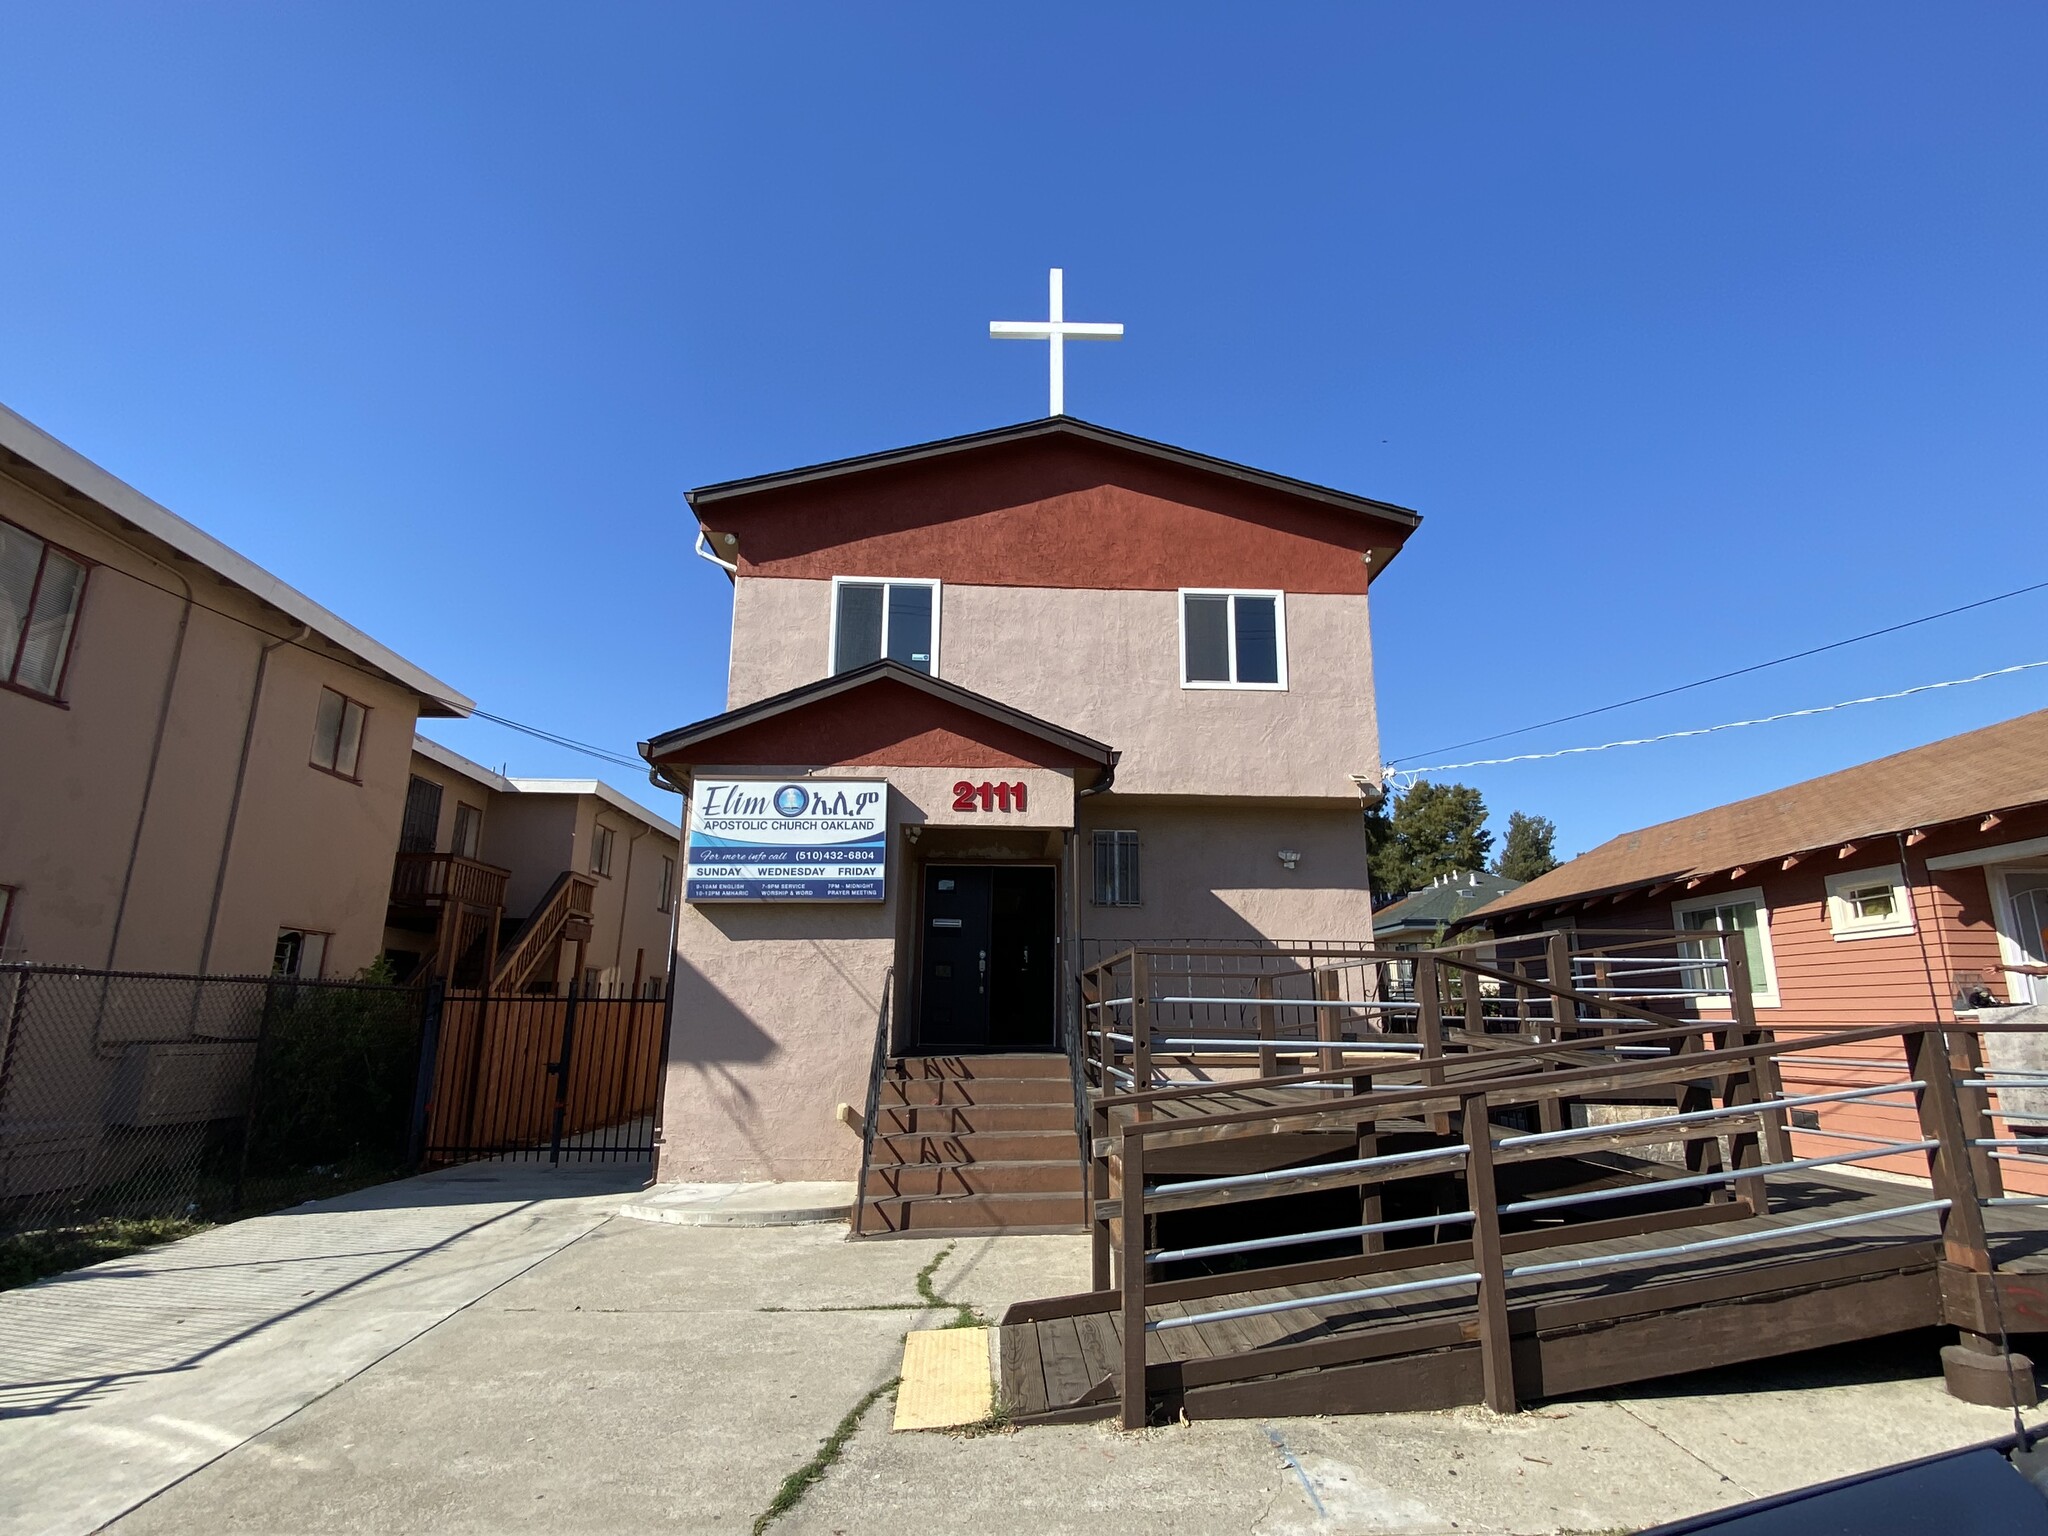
[420,988,665,1164]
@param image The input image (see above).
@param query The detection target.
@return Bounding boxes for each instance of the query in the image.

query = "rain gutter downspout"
[107,558,194,969]
[199,621,310,973]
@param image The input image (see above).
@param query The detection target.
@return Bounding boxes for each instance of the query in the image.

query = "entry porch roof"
[640,660,1118,792]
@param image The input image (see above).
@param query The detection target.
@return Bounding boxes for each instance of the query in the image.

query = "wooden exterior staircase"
[855,1056,1087,1235]
[490,870,597,992]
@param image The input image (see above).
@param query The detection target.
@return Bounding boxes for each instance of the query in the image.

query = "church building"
[641,415,1421,1226]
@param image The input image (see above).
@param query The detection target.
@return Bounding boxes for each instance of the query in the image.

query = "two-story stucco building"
[387,735,680,997]
[641,418,1420,1224]
[0,401,471,977]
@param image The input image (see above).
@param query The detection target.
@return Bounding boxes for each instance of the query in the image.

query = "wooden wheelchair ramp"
[996,936,2048,1425]
[999,1170,1954,1423]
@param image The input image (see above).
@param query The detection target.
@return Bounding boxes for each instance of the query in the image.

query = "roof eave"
[0,402,473,716]
[685,416,1423,535]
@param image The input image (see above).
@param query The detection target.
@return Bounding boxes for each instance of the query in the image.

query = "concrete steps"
[854,1054,1086,1238]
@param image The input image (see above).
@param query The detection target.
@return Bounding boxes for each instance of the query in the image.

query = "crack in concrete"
[747,1242,979,1534]
[1611,1400,1759,1502]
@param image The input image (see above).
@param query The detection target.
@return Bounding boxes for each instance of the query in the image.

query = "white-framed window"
[273,928,329,979]
[1092,829,1141,906]
[0,884,16,956]
[451,803,483,860]
[657,854,676,913]
[310,687,367,780]
[1824,863,1914,940]
[592,823,616,877]
[1672,887,1779,1008]
[830,577,940,676]
[0,516,90,701]
[1178,589,1287,690]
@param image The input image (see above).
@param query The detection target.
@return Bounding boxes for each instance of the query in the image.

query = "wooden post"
[1950,1026,2005,1199]
[1256,973,1278,1079]
[1416,956,1448,1133]
[1545,932,1577,1042]
[1904,1025,1993,1273]
[1464,1091,1516,1414]
[1119,1126,1148,1430]
[1131,951,1153,1093]
[1462,955,1484,1036]
[1355,1070,1382,1252]
[1091,1099,1113,1290]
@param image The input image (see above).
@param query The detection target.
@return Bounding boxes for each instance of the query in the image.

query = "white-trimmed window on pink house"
[0,517,90,703]
[0,884,17,958]
[1673,886,1781,1009]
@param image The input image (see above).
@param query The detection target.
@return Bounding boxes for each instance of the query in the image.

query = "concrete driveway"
[2,1166,2032,1536]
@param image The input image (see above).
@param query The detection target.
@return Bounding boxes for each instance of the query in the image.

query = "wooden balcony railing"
[392,851,511,912]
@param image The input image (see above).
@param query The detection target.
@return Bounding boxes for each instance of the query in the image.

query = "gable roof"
[1374,871,1523,935]
[1,401,472,717]
[688,416,1422,535]
[1474,707,2048,919]
[641,659,1117,790]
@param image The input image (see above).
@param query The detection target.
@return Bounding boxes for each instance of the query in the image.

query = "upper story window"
[1,517,90,702]
[310,687,367,780]
[1673,886,1779,1008]
[658,854,676,912]
[1825,864,1914,940]
[1179,589,1286,690]
[0,884,16,957]
[400,775,442,852]
[831,577,939,676]
[451,803,483,860]
[592,823,616,877]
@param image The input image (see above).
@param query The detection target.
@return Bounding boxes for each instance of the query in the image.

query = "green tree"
[1366,779,1493,899]
[1494,811,1560,883]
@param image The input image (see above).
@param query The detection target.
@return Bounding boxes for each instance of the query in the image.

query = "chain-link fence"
[0,965,430,1240]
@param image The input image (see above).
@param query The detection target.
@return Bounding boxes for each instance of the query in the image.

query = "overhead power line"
[1390,576,2048,764]
[466,709,655,775]
[1388,658,2048,781]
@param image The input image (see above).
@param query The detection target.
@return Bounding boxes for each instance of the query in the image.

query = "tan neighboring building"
[0,402,470,976]
[384,737,680,997]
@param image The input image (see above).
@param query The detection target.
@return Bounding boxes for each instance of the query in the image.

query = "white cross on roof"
[989,268,1123,417]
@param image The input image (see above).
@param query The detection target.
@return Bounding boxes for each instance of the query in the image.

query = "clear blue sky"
[3,5,2044,859]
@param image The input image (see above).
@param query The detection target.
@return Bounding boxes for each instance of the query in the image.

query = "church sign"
[685,779,887,902]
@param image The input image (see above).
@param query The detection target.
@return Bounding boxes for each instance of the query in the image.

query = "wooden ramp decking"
[999,1168,2039,1424]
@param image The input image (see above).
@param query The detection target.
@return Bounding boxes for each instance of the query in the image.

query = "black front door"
[916,864,1058,1052]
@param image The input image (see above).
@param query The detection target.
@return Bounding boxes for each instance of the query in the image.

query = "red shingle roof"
[1473,708,2048,919]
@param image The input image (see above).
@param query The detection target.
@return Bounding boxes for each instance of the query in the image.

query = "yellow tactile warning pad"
[892,1327,995,1431]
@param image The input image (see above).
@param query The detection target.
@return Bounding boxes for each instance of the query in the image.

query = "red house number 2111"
[952,780,1028,812]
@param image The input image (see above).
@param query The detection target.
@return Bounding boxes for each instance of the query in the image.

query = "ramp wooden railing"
[1077,930,1752,1097]
[490,871,597,993]
[1077,1014,1993,1428]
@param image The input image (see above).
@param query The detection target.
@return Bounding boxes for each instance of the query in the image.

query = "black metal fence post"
[548,981,581,1166]
[230,978,282,1212]
[407,980,446,1171]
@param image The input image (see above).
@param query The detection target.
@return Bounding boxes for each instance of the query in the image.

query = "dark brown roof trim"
[639,659,1119,784]
[686,416,1423,532]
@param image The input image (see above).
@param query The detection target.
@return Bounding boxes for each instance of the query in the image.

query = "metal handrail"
[849,966,895,1238]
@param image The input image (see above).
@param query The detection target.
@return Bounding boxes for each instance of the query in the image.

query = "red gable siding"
[704,435,1398,595]
[647,677,1100,774]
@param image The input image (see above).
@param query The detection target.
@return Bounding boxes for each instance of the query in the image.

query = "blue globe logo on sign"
[773,784,810,818]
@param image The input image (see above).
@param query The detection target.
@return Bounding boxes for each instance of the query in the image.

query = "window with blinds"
[1092,829,1141,907]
